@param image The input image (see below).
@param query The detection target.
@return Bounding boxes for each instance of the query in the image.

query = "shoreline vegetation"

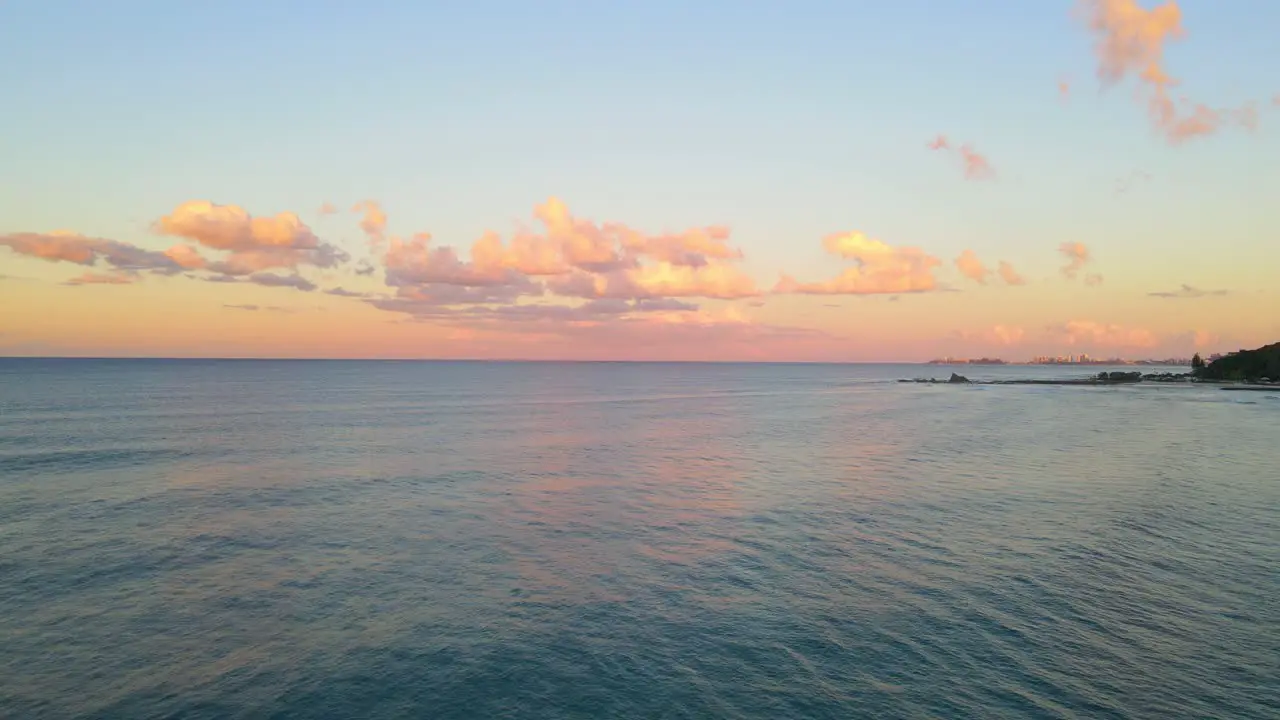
[903,342,1280,390]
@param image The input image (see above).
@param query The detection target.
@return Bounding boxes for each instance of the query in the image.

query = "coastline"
[900,371,1280,390]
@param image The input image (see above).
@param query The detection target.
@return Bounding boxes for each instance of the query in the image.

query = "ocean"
[0,359,1276,719]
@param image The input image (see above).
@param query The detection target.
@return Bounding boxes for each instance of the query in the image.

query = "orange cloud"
[155,200,347,275]
[1059,77,1071,101]
[65,271,135,286]
[470,230,571,276]
[618,225,741,267]
[955,250,990,284]
[549,263,757,301]
[1048,320,1159,348]
[1,231,182,273]
[164,244,208,270]
[352,200,387,246]
[776,232,940,295]
[376,198,758,315]
[1080,0,1257,144]
[927,134,995,180]
[1058,241,1093,279]
[318,202,339,216]
[384,233,529,289]
[998,261,1026,286]
[533,198,627,271]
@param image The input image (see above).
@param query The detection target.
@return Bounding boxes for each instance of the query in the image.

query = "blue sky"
[1,1,1277,359]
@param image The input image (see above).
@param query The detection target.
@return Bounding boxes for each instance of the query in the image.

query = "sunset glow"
[2,0,1275,361]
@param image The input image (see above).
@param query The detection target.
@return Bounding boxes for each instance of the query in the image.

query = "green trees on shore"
[1196,342,1280,382]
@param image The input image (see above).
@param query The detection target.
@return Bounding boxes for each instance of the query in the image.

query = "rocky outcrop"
[1097,371,1142,383]
[948,373,971,384]
[1142,372,1193,382]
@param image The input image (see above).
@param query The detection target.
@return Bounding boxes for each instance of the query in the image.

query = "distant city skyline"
[1,1,1277,360]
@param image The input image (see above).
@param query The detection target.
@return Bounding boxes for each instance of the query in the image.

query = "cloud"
[324,287,369,298]
[163,244,209,270]
[1059,77,1072,102]
[65,271,136,286]
[927,134,995,180]
[1058,241,1093,279]
[318,202,339,216]
[1084,273,1104,287]
[224,303,294,313]
[997,261,1026,286]
[247,273,317,292]
[352,200,388,246]
[549,263,758,301]
[952,325,1027,346]
[154,200,348,275]
[955,250,990,284]
[0,231,182,274]
[1047,320,1159,348]
[618,225,742,267]
[1115,169,1152,194]
[1148,283,1228,298]
[371,281,538,316]
[384,233,536,288]
[530,198,628,272]
[775,231,940,295]
[1079,0,1257,144]
[375,197,758,314]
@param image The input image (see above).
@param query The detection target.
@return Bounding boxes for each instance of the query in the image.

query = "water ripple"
[0,360,1276,718]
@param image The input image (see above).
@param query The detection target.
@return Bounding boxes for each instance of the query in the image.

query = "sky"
[1,0,1277,361]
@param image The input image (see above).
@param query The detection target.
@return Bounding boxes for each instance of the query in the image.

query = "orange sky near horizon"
[2,0,1277,361]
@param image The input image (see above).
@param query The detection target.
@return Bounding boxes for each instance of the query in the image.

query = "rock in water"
[1106,371,1142,383]
[948,373,971,384]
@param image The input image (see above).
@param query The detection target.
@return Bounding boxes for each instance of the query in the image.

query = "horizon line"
[0,355,1188,365]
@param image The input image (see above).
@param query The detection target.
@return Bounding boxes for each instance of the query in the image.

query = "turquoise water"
[0,359,1276,719]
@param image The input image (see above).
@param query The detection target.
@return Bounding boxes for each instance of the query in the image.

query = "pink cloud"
[1,231,182,273]
[352,200,387,246]
[164,244,208,270]
[998,261,1026,286]
[385,233,528,288]
[618,225,741,267]
[154,200,348,275]
[318,202,339,216]
[1080,0,1258,144]
[928,135,996,180]
[1048,320,1159,349]
[775,232,940,295]
[955,250,990,284]
[375,198,759,315]
[532,198,627,272]
[65,271,136,286]
[952,325,1027,346]
[1058,241,1093,279]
